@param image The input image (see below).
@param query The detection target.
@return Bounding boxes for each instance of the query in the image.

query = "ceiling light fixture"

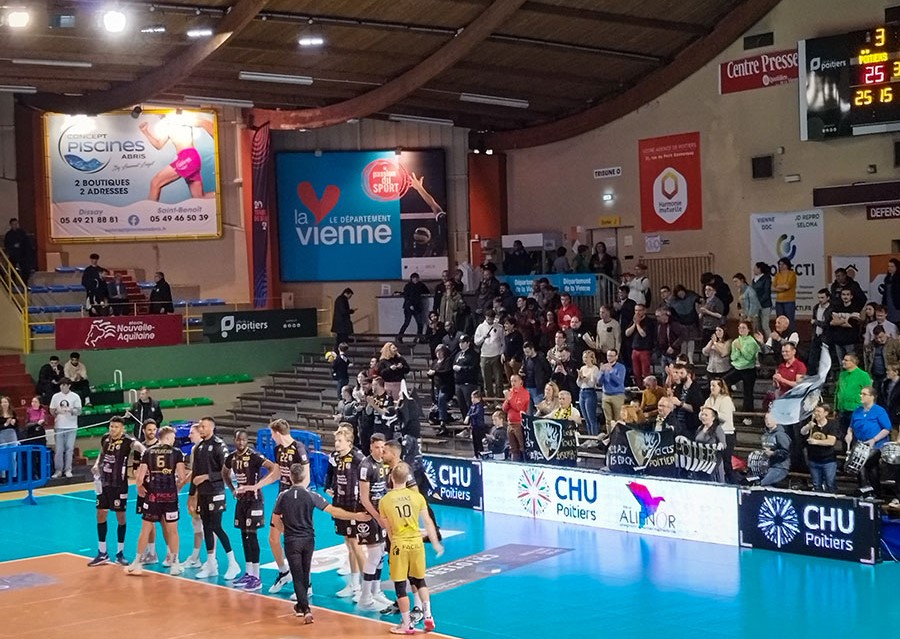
[388,113,454,127]
[6,10,30,29]
[187,27,213,38]
[459,92,529,109]
[102,9,127,33]
[298,36,324,47]
[11,58,92,68]
[183,95,254,109]
[141,24,166,33]
[0,84,37,93]
[238,71,314,86]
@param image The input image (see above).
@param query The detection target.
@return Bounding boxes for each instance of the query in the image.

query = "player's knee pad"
[364,544,383,574]
[408,576,426,590]
[393,581,408,599]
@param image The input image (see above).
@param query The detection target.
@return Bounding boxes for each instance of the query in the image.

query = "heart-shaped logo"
[297,182,340,224]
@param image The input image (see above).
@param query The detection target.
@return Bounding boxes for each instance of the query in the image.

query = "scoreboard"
[799,25,900,140]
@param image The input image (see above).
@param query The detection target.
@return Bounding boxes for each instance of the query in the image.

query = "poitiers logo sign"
[202,308,317,343]
[739,488,880,564]
[422,455,483,510]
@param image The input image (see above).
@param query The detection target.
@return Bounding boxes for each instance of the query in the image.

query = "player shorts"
[356,518,386,546]
[198,492,227,514]
[135,495,145,516]
[389,539,426,582]
[96,486,128,512]
[143,499,179,523]
[334,516,358,538]
[234,499,265,531]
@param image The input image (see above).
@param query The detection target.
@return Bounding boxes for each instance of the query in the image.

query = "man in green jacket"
[835,353,872,451]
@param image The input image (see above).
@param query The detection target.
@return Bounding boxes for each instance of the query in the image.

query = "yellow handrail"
[0,250,30,353]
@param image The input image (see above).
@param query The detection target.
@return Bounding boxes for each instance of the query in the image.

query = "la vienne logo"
[516,468,551,517]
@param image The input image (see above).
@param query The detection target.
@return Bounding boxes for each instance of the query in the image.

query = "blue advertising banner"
[276,150,449,282]
[422,455,483,509]
[500,274,597,297]
[45,109,220,241]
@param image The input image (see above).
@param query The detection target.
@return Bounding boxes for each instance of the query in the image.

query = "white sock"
[401,611,411,627]
[117,542,125,554]
[98,541,107,553]
[350,572,361,588]
[423,599,431,616]
[279,560,290,573]
[414,591,423,609]
[251,563,260,577]
[189,549,200,560]
[226,550,238,565]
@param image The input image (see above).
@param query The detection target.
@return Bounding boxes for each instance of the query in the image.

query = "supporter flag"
[770,344,831,424]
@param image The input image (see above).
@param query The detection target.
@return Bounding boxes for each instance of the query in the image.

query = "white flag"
[770,345,831,424]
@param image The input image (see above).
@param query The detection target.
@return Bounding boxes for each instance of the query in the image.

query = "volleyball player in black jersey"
[327,425,366,600]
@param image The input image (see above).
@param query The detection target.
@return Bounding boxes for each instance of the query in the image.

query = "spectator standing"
[669,364,703,438]
[423,312,446,358]
[751,262,773,339]
[702,326,732,379]
[539,310,560,352]
[556,293,582,330]
[864,305,898,345]
[864,327,893,390]
[397,273,429,343]
[501,375,530,461]
[331,343,351,399]
[589,242,615,277]
[149,271,174,314]
[584,305,620,355]
[452,336,478,420]
[331,288,355,349]
[576,350,600,437]
[521,342,552,408]
[830,268,866,308]
[50,378,81,478]
[733,273,761,321]
[551,246,570,274]
[572,245,591,273]
[809,288,832,374]
[702,379,736,483]
[598,349,627,434]
[501,317,524,382]
[375,343,410,400]
[654,307,683,369]
[625,304,655,388]
[81,253,109,310]
[514,297,539,345]
[503,240,532,275]
[759,413,792,487]
[64,352,90,402]
[725,321,759,413]
[801,404,838,493]
[427,346,454,433]
[4,218,31,280]
[829,288,864,362]
[668,285,701,363]
[698,284,725,344]
[439,281,465,327]
[0,396,19,481]
[693,407,726,483]
[881,364,900,426]
[549,347,577,398]
[882,258,900,323]
[129,387,164,438]
[107,273,129,316]
[846,386,892,497]
[474,311,504,400]
[464,391,487,458]
[475,267,501,318]
[701,272,734,318]
[628,264,650,306]
[36,355,64,406]
[432,270,450,312]
[565,315,589,366]
[772,259,798,331]
[834,354,873,448]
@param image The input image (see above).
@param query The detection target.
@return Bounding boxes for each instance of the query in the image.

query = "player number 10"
[854,87,893,105]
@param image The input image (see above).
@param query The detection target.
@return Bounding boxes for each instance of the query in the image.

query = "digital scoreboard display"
[799,25,900,140]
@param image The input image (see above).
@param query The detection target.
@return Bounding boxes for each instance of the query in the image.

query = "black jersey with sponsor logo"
[225,447,267,501]
[359,455,389,509]
[99,433,139,488]
[275,440,310,491]
[329,448,363,510]
[141,444,184,503]
[191,435,229,495]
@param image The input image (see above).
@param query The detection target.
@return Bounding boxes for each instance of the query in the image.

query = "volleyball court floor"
[0,483,897,639]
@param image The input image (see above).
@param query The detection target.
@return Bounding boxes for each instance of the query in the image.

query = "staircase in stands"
[0,354,35,419]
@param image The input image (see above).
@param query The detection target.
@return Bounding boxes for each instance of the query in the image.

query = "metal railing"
[0,250,30,353]
[0,445,52,505]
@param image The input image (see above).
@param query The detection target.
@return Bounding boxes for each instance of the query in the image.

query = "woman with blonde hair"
[694,406,727,482]
[374,342,410,399]
[703,378,736,483]
[535,381,560,416]
[576,350,600,436]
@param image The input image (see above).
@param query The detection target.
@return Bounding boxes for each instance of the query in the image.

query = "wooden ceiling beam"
[520,1,710,35]
[484,0,783,150]
[249,0,528,130]
[21,0,269,114]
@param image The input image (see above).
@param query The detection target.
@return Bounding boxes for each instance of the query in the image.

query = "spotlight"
[602,193,614,202]
[298,36,324,47]
[187,28,213,38]
[103,10,126,33]
[130,105,142,119]
[485,149,493,155]
[7,10,30,29]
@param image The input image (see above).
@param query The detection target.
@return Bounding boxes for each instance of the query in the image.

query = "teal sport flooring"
[0,483,897,639]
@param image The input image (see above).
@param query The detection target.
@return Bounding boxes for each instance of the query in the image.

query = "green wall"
[25,337,326,383]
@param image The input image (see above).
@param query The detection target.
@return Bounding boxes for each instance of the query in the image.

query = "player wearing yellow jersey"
[378,462,443,635]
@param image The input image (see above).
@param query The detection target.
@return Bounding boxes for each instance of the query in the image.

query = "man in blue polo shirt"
[846,386,893,497]
[599,349,627,439]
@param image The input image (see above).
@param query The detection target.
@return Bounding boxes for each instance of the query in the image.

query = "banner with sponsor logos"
[750,210,825,315]
[639,132,703,233]
[738,488,880,564]
[55,314,183,350]
[521,415,578,467]
[606,425,677,477]
[201,308,317,343]
[422,455,483,509]
[500,274,597,298]
[275,150,449,281]
[45,109,221,242]
[481,462,739,546]
[719,49,798,94]
[829,254,900,305]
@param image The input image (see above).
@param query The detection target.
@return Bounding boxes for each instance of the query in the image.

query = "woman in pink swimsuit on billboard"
[138,113,216,201]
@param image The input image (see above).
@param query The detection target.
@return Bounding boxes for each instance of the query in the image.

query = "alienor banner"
[749,210,825,315]
[45,109,220,241]
[55,315,183,350]
[276,150,449,281]
[639,132,703,233]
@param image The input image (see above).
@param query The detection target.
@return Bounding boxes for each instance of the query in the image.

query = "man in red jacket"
[556,293,582,330]
[502,374,531,462]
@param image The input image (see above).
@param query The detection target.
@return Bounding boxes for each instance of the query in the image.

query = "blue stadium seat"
[55,266,77,273]
[205,298,226,306]
[66,284,84,292]
[43,305,63,313]
[189,299,210,307]
[47,285,69,293]
[173,300,187,308]
[61,304,82,313]
[31,325,55,334]
[186,317,203,327]
[27,306,43,314]
[28,286,48,294]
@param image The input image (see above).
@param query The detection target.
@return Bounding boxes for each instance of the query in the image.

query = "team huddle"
[88,416,442,633]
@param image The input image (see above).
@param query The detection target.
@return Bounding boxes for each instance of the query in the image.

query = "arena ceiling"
[2,0,782,148]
